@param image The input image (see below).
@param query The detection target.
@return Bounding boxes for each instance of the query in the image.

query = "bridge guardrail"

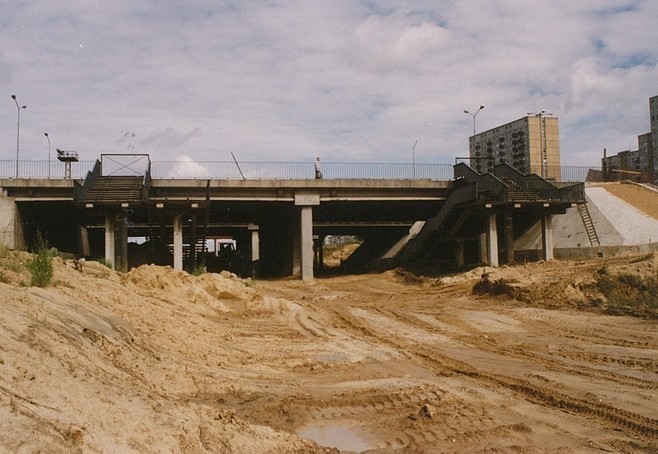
[0,159,601,182]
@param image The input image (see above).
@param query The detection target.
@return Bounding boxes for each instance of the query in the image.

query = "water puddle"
[298,423,373,452]
[312,352,347,363]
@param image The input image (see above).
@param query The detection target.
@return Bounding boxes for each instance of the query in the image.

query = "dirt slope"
[601,183,658,220]
[1,250,657,453]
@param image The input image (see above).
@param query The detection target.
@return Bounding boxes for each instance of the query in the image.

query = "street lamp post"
[464,105,485,135]
[11,95,27,179]
[44,133,51,178]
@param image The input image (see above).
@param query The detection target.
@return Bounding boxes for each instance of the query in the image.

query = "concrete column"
[479,232,488,264]
[504,213,514,264]
[487,213,499,267]
[317,234,325,271]
[455,241,465,268]
[299,205,314,281]
[173,214,183,271]
[104,215,115,269]
[541,214,554,261]
[78,225,90,258]
[190,211,198,267]
[294,192,320,281]
[248,223,260,262]
[117,217,128,272]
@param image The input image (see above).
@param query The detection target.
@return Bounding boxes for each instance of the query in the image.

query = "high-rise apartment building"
[649,96,658,177]
[468,114,561,180]
[603,95,657,183]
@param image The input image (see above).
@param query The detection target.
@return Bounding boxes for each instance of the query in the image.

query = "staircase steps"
[500,178,541,201]
[84,176,145,203]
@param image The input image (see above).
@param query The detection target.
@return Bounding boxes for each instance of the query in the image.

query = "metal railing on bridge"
[0,159,600,182]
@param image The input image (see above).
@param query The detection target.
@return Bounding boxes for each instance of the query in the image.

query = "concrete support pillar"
[104,215,116,269]
[542,214,554,261]
[173,214,183,271]
[504,213,514,264]
[294,192,320,281]
[117,217,128,272]
[487,213,499,267]
[479,232,488,264]
[190,211,198,268]
[248,223,260,262]
[299,205,314,281]
[316,234,325,271]
[79,225,90,258]
[455,241,465,269]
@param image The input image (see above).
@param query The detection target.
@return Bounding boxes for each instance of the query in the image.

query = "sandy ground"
[1,248,657,453]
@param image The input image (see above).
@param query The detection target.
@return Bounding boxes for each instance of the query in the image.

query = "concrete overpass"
[0,172,452,280]
[0,156,585,280]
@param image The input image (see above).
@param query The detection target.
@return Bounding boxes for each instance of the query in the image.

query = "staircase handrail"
[454,162,481,183]
[556,181,585,202]
[73,159,102,203]
[399,183,477,266]
[495,163,585,202]
[477,173,508,201]
[141,164,152,203]
[454,162,507,201]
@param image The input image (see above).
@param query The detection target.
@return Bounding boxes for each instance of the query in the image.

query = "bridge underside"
[13,196,572,279]
[5,162,585,279]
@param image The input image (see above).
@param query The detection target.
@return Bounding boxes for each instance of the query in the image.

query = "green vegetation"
[595,269,658,317]
[28,233,54,288]
[95,257,113,269]
[189,264,207,276]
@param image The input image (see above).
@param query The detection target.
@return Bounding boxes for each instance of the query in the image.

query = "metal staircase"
[577,202,600,246]
[73,158,149,206]
[82,175,146,204]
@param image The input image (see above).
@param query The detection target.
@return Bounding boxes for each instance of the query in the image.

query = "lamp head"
[479,105,485,109]
[11,95,16,100]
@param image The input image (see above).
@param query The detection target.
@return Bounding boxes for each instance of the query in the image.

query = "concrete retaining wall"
[554,242,658,260]
[0,197,19,250]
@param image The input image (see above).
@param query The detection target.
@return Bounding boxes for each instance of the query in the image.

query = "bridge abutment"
[0,196,23,250]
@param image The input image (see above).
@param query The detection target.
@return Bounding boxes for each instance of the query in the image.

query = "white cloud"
[0,0,656,171]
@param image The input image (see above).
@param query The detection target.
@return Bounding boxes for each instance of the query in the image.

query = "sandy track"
[247,266,657,452]
[1,253,657,452]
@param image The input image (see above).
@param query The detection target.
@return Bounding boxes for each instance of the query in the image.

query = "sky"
[1,0,657,170]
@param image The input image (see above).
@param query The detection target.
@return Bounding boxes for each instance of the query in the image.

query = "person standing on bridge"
[315,157,323,179]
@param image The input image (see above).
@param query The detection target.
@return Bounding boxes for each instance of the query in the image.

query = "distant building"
[649,96,658,176]
[468,114,561,180]
[603,95,658,183]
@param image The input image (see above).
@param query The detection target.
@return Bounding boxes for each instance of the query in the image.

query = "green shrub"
[595,271,658,316]
[95,257,113,269]
[29,233,53,288]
